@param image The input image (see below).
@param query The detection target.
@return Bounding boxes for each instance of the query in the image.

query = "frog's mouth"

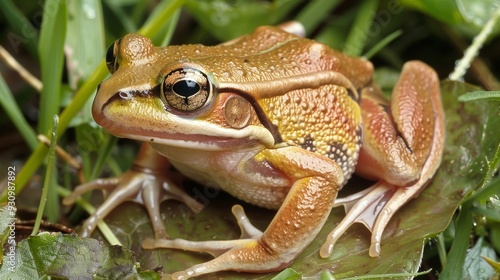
[94,93,275,150]
[107,122,264,150]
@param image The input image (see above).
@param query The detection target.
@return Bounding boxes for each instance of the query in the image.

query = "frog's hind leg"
[321,61,445,258]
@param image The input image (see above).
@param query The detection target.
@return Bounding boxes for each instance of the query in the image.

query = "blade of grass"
[130,1,150,26]
[439,202,473,279]
[66,0,105,81]
[466,177,500,205]
[160,6,181,46]
[272,268,301,280]
[363,29,402,59]
[343,0,378,56]
[139,0,185,36]
[0,0,39,56]
[458,91,500,102]
[37,0,67,134]
[104,0,138,33]
[32,116,58,235]
[295,0,343,35]
[0,74,38,149]
[437,233,448,268]
[146,0,182,45]
[269,0,304,23]
[449,6,500,81]
[473,206,500,222]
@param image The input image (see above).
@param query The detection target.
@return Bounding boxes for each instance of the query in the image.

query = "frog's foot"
[143,205,266,278]
[321,178,427,258]
[63,144,203,239]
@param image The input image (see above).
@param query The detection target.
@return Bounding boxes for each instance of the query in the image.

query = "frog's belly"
[167,151,291,210]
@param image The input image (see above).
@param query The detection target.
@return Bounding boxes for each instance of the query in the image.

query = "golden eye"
[105,39,121,73]
[162,68,212,111]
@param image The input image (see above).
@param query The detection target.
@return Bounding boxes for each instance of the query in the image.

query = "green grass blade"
[37,0,67,134]
[467,177,500,205]
[66,0,105,80]
[449,7,500,81]
[104,0,138,33]
[458,91,500,102]
[272,268,301,280]
[437,233,448,268]
[160,8,181,46]
[0,75,38,149]
[363,29,402,59]
[0,0,39,56]
[295,0,343,35]
[32,116,59,235]
[343,0,378,56]
[439,202,473,279]
[139,0,185,36]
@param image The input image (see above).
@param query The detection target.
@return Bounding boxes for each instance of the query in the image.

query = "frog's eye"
[162,68,213,112]
[105,39,121,74]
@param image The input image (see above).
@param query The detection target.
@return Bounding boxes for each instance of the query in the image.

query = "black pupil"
[173,80,200,97]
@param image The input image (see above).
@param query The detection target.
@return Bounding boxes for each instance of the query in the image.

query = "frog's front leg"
[144,147,345,279]
[63,143,203,238]
[322,61,445,257]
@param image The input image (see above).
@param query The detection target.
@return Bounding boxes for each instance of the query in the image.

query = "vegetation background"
[0,0,499,279]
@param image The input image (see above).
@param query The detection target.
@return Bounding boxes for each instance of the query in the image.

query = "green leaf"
[0,204,16,257]
[0,233,160,279]
[463,237,499,279]
[458,91,500,101]
[271,268,301,280]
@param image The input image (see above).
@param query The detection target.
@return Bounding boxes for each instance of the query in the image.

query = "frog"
[63,22,444,279]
